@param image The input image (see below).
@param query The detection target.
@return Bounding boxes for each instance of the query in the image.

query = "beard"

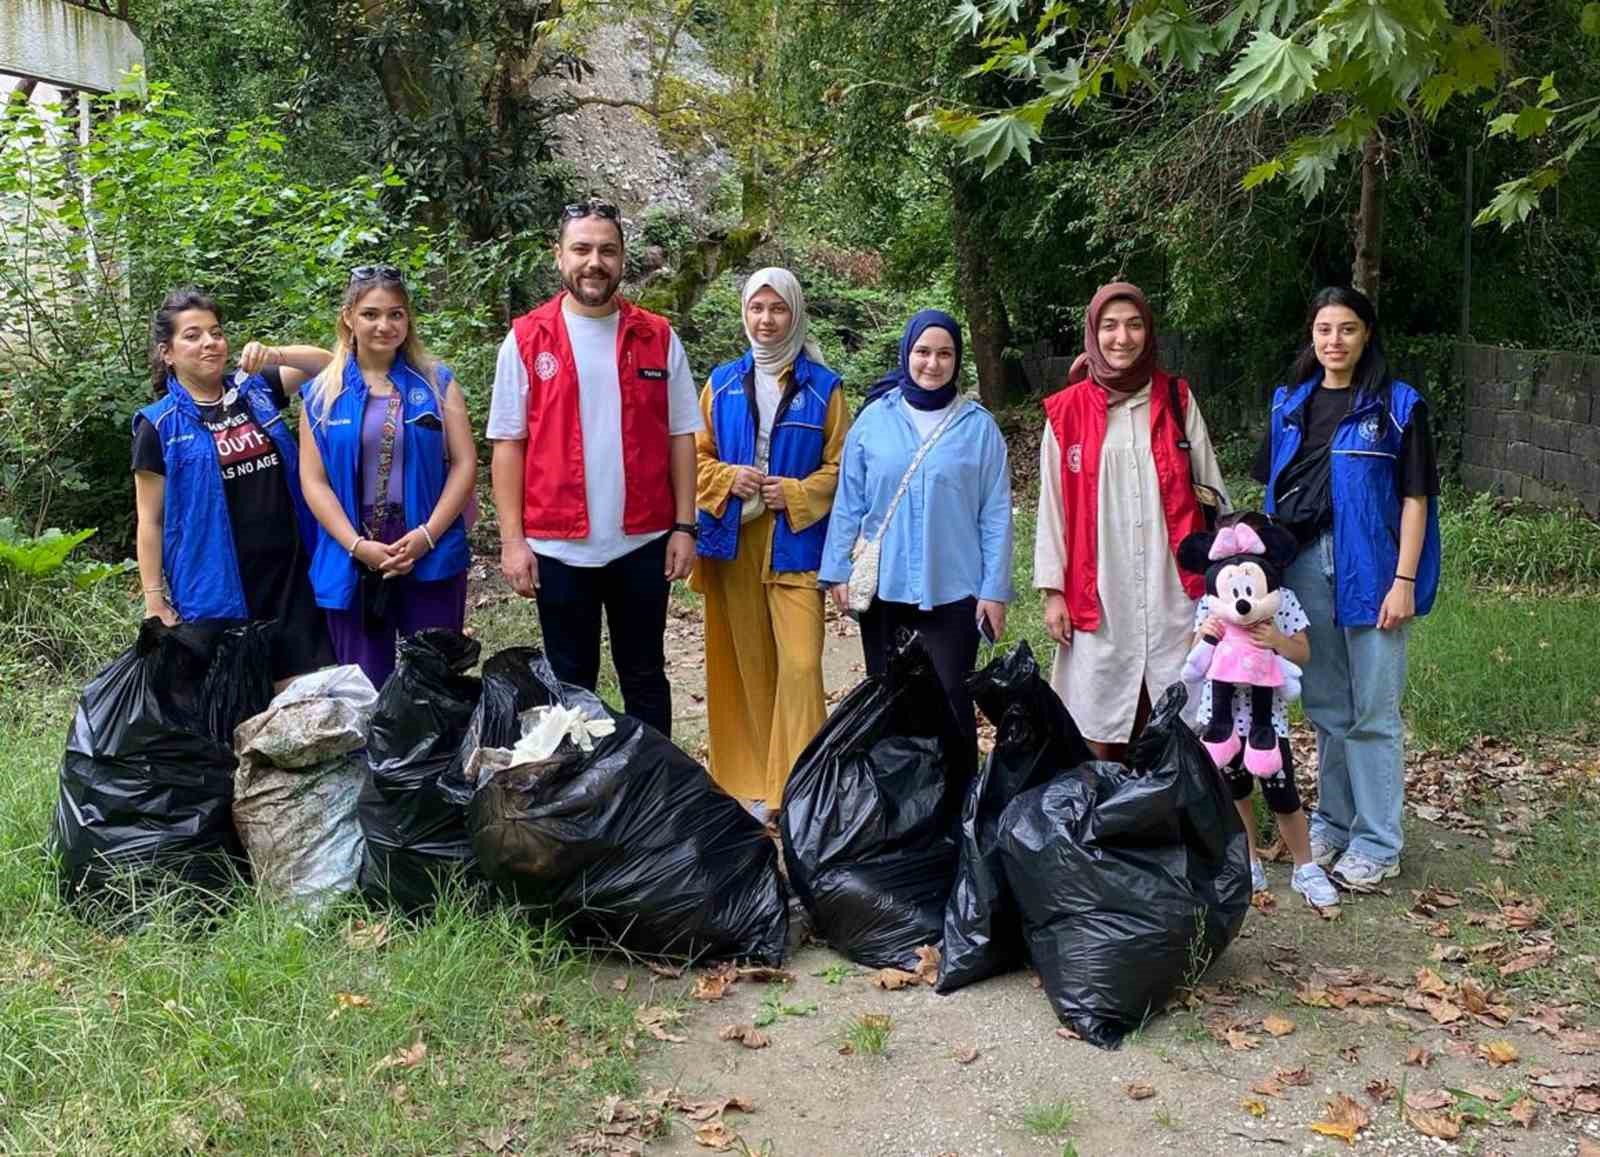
[562,264,622,308]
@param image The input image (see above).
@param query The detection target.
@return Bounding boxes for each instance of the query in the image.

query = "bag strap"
[364,389,403,537]
[872,399,965,546]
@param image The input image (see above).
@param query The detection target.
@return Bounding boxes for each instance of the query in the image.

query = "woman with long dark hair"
[132,288,334,683]
[1254,286,1441,891]
[298,267,475,690]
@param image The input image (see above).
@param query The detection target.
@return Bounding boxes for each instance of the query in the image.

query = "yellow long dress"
[690,379,849,809]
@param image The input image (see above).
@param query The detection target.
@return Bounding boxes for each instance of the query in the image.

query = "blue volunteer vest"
[1265,375,1442,627]
[697,351,840,573]
[303,354,470,612]
[135,373,316,621]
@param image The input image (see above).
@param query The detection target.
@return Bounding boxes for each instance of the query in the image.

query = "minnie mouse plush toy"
[1178,517,1302,777]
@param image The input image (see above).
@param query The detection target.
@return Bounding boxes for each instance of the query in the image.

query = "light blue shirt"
[819,389,1014,609]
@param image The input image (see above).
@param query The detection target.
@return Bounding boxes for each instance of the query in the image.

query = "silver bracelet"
[420,524,436,551]
[347,536,364,558]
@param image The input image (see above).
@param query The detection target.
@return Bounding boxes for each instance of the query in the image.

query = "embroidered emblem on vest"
[534,351,559,381]
[409,387,429,406]
[1359,412,1381,443]
[1067,443,1083,473]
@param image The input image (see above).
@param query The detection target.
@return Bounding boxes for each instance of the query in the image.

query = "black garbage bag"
[52,618,275,909]
[998,683,1250,1048]
[780,635,971,970]
[358,629,484,910]
[936,641,1091,993]
[467,648,787,965]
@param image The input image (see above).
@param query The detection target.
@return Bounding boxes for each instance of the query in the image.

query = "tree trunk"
[949,168,1013,410]
[1352,131,1384,307]
[637,154,770,324]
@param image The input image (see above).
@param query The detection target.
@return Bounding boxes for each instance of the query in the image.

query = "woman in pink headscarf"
[1032,282,1229,761]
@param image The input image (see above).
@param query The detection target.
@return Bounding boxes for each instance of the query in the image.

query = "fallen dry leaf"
[1365,1078,1396,1104]
[1054,1026,1080,1042]
[1405,1046,1435,1069]
[692,972,733,1002]
[952,1045,980,1065]
[1498,943,1556,976]
[1240,1097,1267,1117]
[1261,1014,1297,1038]
[1224,1027,1260,1051]
[635,1006,687,1044]
[327,991,372,1020]
[1340,1045,1361,1064]
[1125,1081,1155,1100]
[1405,1107,1461,1139]
[870,968,921,991]
[1406,1089,1454,1112]
[1479,1039,1519,1066]
[370,1039,426,1075]
[341,920,390,951]
[644,961,684,979]
[671,1094,754,1123]
[912,944,941,986]
[610,976,630,993]
[1250,1076,1284,1098]
[475,1124,514,1153]
[693,1121,737,1151]
[1308,1094,1369,1144]
[1275,1065,1313,1087]
[1251,890,1278,914]
[716,1024,768,1050]
[1507,1097,1537,1128]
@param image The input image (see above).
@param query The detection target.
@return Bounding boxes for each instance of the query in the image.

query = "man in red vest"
[487,199,701,737]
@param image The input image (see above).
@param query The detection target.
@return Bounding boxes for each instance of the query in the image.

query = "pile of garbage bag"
[51,619,275,910]
[936,641,1091,993]
[998,682,1250,1048]
[781,635,970,970]
[358,630,485,911]
[233,665,378,910]
[467,647,787,965]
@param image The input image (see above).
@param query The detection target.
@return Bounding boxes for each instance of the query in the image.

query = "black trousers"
[859,595,982,745]
[534,535,672,737]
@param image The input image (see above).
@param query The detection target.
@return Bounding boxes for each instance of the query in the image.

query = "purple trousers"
[325,505,468,690]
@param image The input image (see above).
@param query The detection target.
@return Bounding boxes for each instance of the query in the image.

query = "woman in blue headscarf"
[819,309,1014,750]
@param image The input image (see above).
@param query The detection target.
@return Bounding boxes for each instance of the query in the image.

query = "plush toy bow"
[1209,522,1266,560]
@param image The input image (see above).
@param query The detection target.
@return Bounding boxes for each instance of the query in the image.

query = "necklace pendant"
[221,387,239,407]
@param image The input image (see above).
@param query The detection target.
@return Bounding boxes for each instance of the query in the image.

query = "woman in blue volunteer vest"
[819,310,1014,768]
[692,268,847,818]
[1255,286,1441,892]
[132,287,335,685]
[298,266,475,690]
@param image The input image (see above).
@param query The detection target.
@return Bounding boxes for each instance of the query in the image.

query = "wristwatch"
[672,522,699,540]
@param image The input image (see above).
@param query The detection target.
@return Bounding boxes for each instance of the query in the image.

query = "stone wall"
[1457,343,1600,516]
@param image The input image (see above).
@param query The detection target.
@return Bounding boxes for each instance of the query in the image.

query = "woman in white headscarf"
[691,268,849,818]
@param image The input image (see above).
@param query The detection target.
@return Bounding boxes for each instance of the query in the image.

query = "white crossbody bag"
[845,400,965,614]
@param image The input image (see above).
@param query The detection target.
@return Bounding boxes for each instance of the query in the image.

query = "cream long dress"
[1032,382,1229,744]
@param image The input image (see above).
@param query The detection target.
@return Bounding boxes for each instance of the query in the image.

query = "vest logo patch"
[1066,443,1083,474]
[534,351,560,382]
[638,367,668,380]
[1359,413,1382,443]
[409,387,429,406]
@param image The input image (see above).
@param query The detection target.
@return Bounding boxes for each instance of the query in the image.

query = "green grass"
[842,1013,893,1056]
[1021,1098,1077,1136]
[0,680,639,1154]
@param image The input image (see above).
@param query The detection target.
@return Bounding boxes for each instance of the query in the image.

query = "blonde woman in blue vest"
[693,269,848,820]
[298,266,475,690]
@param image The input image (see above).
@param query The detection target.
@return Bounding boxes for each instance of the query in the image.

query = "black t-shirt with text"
[132,367,331,678]
[1252,384,1439,544]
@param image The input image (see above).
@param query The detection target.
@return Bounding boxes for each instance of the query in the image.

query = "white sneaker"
[1330,851,1400,892]
[1308,834,1343,869]
[1250,858,1268,893]
[1291,863,1340,909]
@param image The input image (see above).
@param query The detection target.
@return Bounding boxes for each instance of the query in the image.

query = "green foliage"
[751,982,817,1027]
[0,522,133,680]
[842,1012,893,1056]
[1022,1099,1077,1135]
[0,81,410,539]
[1440,490,1600,593]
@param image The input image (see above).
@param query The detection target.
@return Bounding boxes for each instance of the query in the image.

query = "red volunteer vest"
[1041,370,1206,632]
[512,293,676,539]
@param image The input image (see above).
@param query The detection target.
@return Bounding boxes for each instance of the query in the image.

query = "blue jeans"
[1286,532,1409,864]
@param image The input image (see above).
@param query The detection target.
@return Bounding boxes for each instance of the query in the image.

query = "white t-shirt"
[752,367,783,468]
[486,302,703,567]
[905,396,956,440]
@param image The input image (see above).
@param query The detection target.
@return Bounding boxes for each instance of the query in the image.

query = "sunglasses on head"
[561,200,621,222]
[349,265,405,285]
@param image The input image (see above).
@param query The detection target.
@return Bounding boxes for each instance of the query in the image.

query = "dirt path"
[618,610,1599,1156]
[605,827,1596,1156]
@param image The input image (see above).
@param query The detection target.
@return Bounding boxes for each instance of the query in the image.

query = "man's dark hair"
[556,198,625,245]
